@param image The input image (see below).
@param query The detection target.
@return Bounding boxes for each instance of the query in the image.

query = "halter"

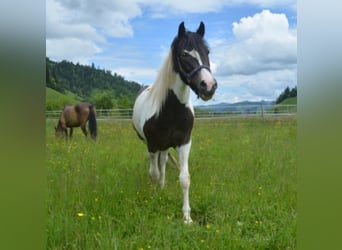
[177,61,211,97]
[177,58,211,83]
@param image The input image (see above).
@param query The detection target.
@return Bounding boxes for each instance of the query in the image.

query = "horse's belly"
[66,121,80,127]
[143,117,193,152]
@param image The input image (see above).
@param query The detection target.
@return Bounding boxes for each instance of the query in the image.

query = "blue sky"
[46,0,297,105]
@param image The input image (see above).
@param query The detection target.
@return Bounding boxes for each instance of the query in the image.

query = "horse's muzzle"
[198,79,217,101]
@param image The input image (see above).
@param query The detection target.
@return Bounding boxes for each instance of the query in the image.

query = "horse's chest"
[143,91,194,152]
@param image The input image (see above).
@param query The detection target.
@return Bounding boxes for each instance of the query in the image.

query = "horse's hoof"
[184,217,193,224]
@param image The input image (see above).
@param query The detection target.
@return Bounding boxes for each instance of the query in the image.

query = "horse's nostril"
[200,80,206,89]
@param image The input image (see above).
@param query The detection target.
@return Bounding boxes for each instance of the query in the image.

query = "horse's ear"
[178,21,186,37]
[197,21,205,37]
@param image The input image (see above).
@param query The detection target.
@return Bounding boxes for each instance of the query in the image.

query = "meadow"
[46,117,297,249]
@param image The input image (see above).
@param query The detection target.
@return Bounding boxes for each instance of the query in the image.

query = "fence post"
[260,103,264,121]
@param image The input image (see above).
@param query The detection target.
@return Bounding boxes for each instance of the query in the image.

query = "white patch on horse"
[170,74,193,111]
[184,49,203,65]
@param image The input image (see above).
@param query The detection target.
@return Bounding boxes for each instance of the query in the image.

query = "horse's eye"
[181,52,187,57]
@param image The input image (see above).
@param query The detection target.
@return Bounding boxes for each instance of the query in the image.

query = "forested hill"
[46,57,142,108]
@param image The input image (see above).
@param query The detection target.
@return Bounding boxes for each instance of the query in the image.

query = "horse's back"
[62,103,90,127]
[75,103,92,117]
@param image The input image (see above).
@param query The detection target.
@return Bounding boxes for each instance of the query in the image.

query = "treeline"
[276,86,297,104]
[46,58,142,109]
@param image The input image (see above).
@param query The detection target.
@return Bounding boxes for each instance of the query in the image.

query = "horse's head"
[171,22,217,101]
[55,126,64,138]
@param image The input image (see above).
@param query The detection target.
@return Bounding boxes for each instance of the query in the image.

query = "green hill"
[279,97,297,105]
[269,97,297,113]
[46,58,142,110]
[46,87,80,110]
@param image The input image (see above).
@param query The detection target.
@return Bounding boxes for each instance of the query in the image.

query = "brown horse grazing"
[55,102,97,140]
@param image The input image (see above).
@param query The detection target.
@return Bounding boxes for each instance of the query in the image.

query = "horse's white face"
[172,21,217,101]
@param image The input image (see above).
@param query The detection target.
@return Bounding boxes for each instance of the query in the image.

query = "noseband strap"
[185,64,211,78]
[178,61,211,81]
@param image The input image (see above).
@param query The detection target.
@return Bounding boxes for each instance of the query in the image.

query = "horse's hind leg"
[149,152,160,184]
[69,127,73,139]
[159,150,168,188]
[81,124,88,137]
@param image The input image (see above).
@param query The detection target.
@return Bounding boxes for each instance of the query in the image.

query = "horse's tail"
[168,151,179,170]
[88,104,97,140]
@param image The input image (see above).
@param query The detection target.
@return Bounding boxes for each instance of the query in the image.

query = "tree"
[276,86,297,104]
[92,91,115,109]
[46,57,141,109]
[117,95,133,109]
[46,64,64,93]
[289,86,297,98]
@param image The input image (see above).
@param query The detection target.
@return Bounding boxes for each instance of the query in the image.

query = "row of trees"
[276,86,297,104]
[46,58,142,110]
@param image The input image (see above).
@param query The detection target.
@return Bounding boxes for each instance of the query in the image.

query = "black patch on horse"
[143,90,194,153]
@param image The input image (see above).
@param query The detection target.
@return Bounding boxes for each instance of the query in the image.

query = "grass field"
[46,117,297,249]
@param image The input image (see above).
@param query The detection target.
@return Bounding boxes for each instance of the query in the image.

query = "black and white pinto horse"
[132,22,217,224]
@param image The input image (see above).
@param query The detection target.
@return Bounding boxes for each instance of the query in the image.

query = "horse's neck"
[171,74,190,105]
[151,49,190,109]
[57,118,64,129]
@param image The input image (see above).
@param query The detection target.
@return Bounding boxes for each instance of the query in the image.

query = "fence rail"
[46,104,296,120]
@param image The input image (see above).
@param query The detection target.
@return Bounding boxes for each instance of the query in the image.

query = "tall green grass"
[46,117,296,249]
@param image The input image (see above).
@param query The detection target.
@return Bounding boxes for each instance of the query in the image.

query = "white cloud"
[47,0,141,38]
[208,9,297,102]
[113,66,157,84]
[46,0,142,63]
[46,38,102,64]
[213,10,296,76]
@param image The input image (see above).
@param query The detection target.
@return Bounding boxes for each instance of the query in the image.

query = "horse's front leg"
[63,127,68,141]
[149,152,160,184]
[177,141,193,224]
